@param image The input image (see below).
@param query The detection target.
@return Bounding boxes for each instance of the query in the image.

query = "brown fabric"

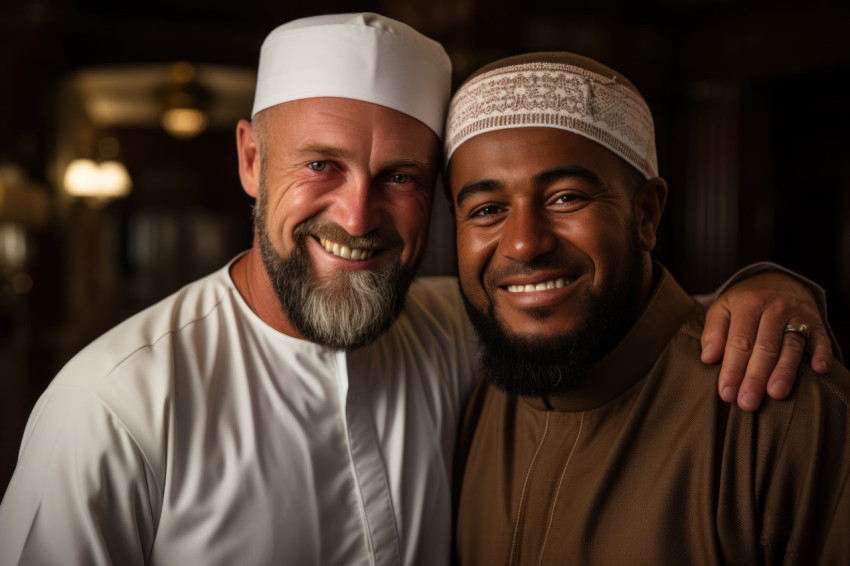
[456,267,850,565]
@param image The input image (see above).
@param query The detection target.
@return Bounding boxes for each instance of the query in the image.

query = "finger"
[807,323,834,375]
[716,309,762,406]
[734,308,788,411]
[701,302,731,366]
[764,329,807,400]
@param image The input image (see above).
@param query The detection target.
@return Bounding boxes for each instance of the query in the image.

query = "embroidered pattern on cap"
[445,62,658,179]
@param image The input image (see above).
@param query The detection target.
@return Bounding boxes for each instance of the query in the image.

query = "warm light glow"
[171,61,197,84]
[63,159,132,200]
[161,108,208,139]
[0,223,27,273]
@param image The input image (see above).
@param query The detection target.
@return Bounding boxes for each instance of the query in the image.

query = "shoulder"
[748,363,850,556]
[393,276,473,344]
[405,276,463,313]
[779,362,850,430]
[26,263,247,479]
[55,263,238,391]
[1,384,159,562]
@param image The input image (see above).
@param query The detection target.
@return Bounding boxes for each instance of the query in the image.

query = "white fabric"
[0,258,480,566]
[444,60,658,178]
[251,13,452,137]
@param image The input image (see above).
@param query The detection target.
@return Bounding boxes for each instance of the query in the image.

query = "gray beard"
[253,186,414,351]
[460,226,647,398]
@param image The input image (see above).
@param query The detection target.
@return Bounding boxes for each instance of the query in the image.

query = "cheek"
[408,194,433,231]
[261,184,319,248]
[394,192,433,243]
[456,227,496,294]
[578,224,634,282]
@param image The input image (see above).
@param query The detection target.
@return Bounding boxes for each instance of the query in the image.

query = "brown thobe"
[456,267,850,565]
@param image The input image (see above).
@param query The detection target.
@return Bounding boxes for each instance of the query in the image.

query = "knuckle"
[719,364,744,380]
[773,362,797,376]
[766,297,793,311]
[743,372,768,385]
[753,341,781,357]
[810,322,829,336]
[727,335,755,354]
[719,371,744,386]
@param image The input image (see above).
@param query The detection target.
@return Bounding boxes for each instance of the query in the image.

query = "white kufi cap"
[252,13,452,137]
[445,52,658,179]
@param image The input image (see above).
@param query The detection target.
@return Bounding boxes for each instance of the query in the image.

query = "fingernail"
[702,343,713,354]
[720,386,736,401]
[740,392,758,410]
[768,380,787,397]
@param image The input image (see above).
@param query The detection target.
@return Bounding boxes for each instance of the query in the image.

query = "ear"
[633,177,668,253]
[236,119,262,198]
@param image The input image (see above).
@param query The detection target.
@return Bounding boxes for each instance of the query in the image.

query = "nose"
[330,175,383,237]
[499,204,557,263]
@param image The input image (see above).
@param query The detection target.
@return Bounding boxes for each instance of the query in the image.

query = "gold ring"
[783,323,810,341]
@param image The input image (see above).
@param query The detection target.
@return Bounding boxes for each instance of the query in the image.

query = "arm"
[697,262,838,411]
[0,387,155,565]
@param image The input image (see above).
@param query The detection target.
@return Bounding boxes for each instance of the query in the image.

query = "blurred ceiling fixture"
[63,159,132,202]
[70,63,255,134]
[157,62,213,139]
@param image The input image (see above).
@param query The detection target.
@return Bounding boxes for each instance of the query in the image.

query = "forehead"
[448,127,634,193]
[260,97,439,155]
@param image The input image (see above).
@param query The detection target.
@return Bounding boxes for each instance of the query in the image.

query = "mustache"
[293,218,403,250]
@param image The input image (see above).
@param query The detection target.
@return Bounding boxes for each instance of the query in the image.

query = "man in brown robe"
[446,52,850,564]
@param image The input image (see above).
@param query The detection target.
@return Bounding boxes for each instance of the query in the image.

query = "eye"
[388,173,411,184]
[307,161,328,172]
[549,192,589,210]
[554,193,581,204]
[472,204,503,218]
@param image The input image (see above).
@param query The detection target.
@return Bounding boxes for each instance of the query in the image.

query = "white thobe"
[0,259,480,565]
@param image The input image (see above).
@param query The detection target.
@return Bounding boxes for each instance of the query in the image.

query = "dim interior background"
[1,0,848,495]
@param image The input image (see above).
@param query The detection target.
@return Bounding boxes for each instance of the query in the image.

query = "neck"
[230,244,302,338]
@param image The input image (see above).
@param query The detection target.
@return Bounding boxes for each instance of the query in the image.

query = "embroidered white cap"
[251,12,452,137]
[445,52,658,179]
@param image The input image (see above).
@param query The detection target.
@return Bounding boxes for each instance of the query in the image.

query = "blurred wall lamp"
[63,158,132,202]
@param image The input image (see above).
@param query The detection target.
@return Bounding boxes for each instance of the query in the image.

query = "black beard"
[254,189,414,351]
[460,228,647,398]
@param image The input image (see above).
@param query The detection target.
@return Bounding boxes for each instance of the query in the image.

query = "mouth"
[505,277,575,293]
[318,237,378,261]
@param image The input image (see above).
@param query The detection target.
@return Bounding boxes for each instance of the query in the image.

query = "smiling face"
[449,127,666,395]
[237,97,440,349]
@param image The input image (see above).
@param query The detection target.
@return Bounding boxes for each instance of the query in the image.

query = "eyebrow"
[535,165,604,187]
[455,179,503,208]
[297,144,432,172]
[385,158,432,172]
[297,143,352,160]
[454,165,604,208]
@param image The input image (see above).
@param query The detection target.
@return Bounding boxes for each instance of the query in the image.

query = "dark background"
[1,0,848,495]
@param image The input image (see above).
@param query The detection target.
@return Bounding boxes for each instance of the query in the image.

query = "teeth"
[319,238,375,261]
[507,278,570,293]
